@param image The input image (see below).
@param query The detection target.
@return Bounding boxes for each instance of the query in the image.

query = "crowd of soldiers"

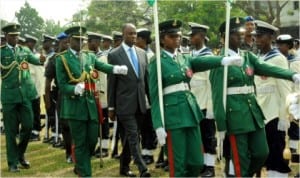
[0,14,300,178]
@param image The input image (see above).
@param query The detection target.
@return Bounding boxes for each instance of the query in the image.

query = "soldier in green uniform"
[0,23,45,172]
[148,19,243,177]
[209,17,300,177]
[55,26,128,177]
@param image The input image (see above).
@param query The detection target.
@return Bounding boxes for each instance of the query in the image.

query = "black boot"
[200,166,215,177]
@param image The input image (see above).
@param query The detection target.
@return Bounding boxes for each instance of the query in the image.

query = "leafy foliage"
[15,2,45,39]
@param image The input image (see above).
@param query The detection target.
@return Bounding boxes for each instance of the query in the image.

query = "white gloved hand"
[292,74,300,84]
[206,111,215,119]
[289,103,300,120]
[218,131,226,142]
[113,65,128,75]
[74,82,85,95]
[277,119,290,131]
[221,56,243,66]
[155,127,167,146]
[293,74,300,84]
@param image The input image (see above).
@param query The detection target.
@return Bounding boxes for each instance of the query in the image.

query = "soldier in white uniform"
[253,20,292,178]
[25,34,45,141]
[188,22,217,177]
[42,34,57,144]
[101,34,113,56]
[136,28,156,165]
[276,34,300,165]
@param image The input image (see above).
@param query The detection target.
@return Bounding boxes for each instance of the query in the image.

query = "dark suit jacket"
[107,44,148,116]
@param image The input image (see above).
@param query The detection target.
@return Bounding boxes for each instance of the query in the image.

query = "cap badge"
[236,17,240,24]
[172,20,177,27]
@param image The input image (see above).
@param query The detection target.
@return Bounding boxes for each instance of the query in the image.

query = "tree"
[79,0,150,35]
[44,20,64,37]
[15,2,45,39]
[156,0,246,47]
[234,0,289,27]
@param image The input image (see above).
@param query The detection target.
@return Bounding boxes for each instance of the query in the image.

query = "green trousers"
[2,100,33,167]
[68,119,98,177]
[229,127,269,177]
[166,126,204,177]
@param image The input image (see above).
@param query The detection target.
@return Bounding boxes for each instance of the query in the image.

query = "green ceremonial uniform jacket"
[1,44,40,104]
[55,49,113,121]
[209,50,295,134]
[148,51,223,130]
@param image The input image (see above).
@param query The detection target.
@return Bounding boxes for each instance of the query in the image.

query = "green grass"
[0,134,170,177]
[0,133,299,177]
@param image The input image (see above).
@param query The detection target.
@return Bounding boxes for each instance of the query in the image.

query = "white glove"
[292,74,300,84]
[277,119,290,131]
[221,56,243,66]
[113,65,128,75]
[217,131,226,160]
[155,127,167,146]
[74,82,85,95]
[218,131,226,142]
[206,111,215,119]
[289,103,300,120]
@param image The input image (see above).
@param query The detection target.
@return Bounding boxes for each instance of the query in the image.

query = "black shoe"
[66,155,73,164]
[73,167,78,175]
[30,133,40,141]
[140,169,151,177]
[142,155,154,165]
[111,154,120,159]
[43,137,53,143]
[163,165,169,172]
[53,140,64,148]
[120,170,136,177]
[200,166,215,177]
[94,147,100,156]
[155,161,165,168]
[9,165,20,172]
[292,153,300,163]
[101,149,109,157]
[95,150,109,158]
[19,158,30,169]
[156,160,168,169]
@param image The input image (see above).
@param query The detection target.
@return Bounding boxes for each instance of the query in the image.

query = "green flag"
[147,0,155,6]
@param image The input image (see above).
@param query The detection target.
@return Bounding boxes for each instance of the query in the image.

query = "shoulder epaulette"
[56,50,67,56]
[149,56,156,63]
[81,49,93,54]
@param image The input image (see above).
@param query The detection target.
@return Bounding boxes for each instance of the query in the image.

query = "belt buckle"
[184,84,189,90]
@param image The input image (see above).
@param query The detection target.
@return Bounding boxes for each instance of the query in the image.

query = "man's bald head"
[122,23,137,47]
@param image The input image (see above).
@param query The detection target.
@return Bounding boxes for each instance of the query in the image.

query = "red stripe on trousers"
[229,135,241,177]
[167,131,175,177]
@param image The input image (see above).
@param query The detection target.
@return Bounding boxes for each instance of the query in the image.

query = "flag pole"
[223,0,232,110]
[219,0,232,161]
[152,0,165,128]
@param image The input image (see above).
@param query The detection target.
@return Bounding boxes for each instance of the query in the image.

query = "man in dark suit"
[107,23,150,177]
